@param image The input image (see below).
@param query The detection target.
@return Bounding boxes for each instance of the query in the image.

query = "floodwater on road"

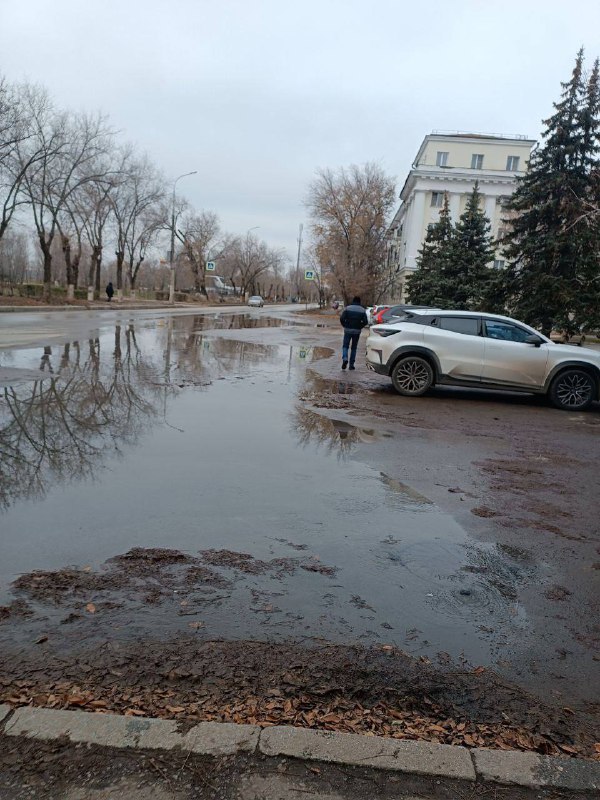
[0,312,531,664]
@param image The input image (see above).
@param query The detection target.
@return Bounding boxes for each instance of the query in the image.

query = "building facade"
[386,132,536,301]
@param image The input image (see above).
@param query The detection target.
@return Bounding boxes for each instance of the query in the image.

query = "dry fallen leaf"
[34,635,48,644]
[85,603,96,614]
[188,621,205,630]
[66,696,87,706]
[165,705,185,713]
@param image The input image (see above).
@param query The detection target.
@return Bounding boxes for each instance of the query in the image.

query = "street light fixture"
[169,170,197,304]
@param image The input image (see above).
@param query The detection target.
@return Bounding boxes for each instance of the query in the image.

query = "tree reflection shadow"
[0,324,164,509]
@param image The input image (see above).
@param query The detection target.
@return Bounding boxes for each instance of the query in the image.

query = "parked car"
[370,305,391,325]
[366,308,600,411]
[377,304,430,324]
[247,295,264,307]
[550,330,586,346]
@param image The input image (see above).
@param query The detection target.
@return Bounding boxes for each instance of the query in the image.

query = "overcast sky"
[1,0,600,263]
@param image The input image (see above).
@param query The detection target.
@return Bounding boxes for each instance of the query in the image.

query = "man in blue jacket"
[339,296,368,370]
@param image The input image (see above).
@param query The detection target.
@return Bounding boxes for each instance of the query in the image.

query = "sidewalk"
[1,705,597,799]
[0,298,220,313]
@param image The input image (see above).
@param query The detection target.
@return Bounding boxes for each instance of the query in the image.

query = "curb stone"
[4,707,258,755]
[258,725,475,781]
[2,705,599,792]
[472,748,600,791]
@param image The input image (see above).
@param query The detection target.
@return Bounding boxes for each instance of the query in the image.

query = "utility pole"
[295,223,303,300]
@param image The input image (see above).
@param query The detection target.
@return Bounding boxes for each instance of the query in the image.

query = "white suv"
[366,309,600,411]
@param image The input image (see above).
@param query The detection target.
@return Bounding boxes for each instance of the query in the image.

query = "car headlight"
[373,328,400,337]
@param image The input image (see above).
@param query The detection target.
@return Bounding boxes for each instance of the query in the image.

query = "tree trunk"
[130,257,144,293]
[61,234,73,287]
[95,247,102,296]
[72,252,80,292]
[88,251,96,288]
[61,234,76,301]
[39,234,52,303]
[115,250,124,295]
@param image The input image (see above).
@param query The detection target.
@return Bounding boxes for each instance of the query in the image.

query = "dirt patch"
[544,585,573,602]
[8,548,339,611]
[1,637,597,759]
[1,735,581,800]
[0,600,33,621]
[10,548,228,608]
[471,506,499,518]
[198,549,297,576]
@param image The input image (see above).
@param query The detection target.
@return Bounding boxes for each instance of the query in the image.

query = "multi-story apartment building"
[385,131,536,301]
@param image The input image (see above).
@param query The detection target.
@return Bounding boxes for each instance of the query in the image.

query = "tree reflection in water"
[292,405,376,457]
[0,324,165,510]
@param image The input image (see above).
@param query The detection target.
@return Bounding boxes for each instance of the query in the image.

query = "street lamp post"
[169,171,197,304]
[243,227,260,300]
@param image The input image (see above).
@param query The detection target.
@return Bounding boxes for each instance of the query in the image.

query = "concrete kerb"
[2,706,599,792]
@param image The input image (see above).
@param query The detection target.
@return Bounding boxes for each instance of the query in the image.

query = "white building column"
[484,194,496,231]
[405,190,426,270]
[449,192,460,222]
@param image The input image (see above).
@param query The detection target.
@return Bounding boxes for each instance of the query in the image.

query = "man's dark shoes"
[349,364,355,370]
[342,360,348,370]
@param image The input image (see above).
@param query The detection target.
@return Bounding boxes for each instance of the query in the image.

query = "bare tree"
[0,229,30,288]
[306,163,396,304]
[56,145,119,298]
[226,231,287,299]
[175,211,236,296]
[15,88,113,301]
[111,153,165,298]
[0,79,49,245]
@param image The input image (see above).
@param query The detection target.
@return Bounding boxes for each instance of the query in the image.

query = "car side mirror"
[524,334,543,347]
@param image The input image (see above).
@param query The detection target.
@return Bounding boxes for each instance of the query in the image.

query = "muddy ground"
[0,736,588,800]
[0,308,599,776]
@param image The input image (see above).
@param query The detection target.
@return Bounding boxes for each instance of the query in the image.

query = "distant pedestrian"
[340,295,368,370]
[106,282,114,302]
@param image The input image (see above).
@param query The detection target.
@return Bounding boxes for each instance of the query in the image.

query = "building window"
[493,259,506,269]
[471,153,484,169]
[506,155,520,171]
[431,192,444,208]
[436,151,449,167]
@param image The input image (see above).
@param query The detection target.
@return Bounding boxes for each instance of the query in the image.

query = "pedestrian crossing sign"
[304,270,315,281]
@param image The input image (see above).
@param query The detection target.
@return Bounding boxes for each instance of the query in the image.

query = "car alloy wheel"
[550,369,595,410]
[391,356,434,396]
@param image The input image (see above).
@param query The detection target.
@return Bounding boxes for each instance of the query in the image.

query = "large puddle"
[0,313,532,663]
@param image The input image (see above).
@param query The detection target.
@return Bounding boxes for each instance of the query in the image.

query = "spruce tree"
[406,193,454,306]
[444,183,496,309]
[575,57,600,330]
[502,50,600,335]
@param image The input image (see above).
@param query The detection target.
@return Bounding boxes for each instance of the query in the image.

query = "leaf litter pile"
[1,548,599,761]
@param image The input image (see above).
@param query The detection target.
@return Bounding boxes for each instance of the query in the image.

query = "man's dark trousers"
[342,330,360,366]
